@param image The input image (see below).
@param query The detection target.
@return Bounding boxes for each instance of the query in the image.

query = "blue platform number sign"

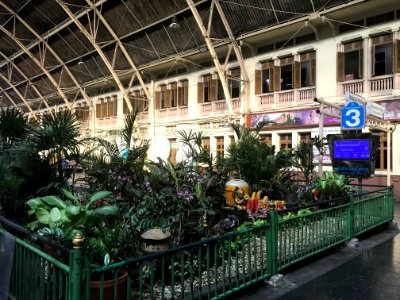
[341,102,365,130]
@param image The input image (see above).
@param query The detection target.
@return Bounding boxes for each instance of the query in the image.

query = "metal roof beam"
[0,52,53,115]
[213,0,250,115]
[85,0,151,102]
[1,88,23,112]
[0,2,92,109]
[0,72,37,119]
[187,0,234,116]
[0,23,72,110]
[57,0,133,112]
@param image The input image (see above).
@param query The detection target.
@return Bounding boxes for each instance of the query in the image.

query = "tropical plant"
[218,124,295,199]
[26,189,119,237]
[84,110,149,200]
[28,110,83,184]
[0,108,30,151]
[312,171,354,202]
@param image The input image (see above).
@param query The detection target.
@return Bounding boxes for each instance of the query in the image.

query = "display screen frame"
[333,139,370,160]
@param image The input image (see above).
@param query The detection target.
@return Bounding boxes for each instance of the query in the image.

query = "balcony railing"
[157,106,188,120]
[339,74,396,98]
[136,111,149,123]
[256,87,316,110]
[370,75,393,94]
[96,116,117,128]
[198,98,240,116]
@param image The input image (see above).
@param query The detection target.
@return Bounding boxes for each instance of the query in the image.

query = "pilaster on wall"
[362,37,370,96]
[271,132,280,151]
[117,94,124,128]
[148,80,156,161]
[392,128,400,174]
[292,131,299,149]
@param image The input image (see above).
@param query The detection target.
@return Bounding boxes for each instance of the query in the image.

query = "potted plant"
[26,188,129,299]
[312,171,354,205]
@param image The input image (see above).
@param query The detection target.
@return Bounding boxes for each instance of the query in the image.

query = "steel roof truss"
[187,0,234,115]
[0,2,93,110]
[85,0,152,103]
[58,0,133,112]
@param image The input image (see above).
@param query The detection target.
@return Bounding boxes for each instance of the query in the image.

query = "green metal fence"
[0,185,394,300]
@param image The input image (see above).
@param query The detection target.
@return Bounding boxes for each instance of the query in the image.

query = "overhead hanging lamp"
[169,16,180,29]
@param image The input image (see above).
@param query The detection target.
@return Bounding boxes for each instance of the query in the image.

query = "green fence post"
[268,208,278,275]
[70,233,85,300]
[348,194,355,239]
[389,185,394,220]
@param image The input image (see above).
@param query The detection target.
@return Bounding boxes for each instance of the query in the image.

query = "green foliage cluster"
[0,109,86,219]
[218,124,295,199]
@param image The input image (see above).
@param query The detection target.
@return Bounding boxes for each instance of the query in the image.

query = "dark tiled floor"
[233,200,400,300]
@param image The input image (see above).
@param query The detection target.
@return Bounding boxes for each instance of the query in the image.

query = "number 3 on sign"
[345,109,361,127]
[341,102,365,129]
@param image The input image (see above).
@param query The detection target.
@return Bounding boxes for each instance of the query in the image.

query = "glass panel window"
[374,43,393,76]
[345,51,361,80]
[171,85,177,107]
[375,132,392,170]
[216,137,224,158]
[299,132,312,144]
[301,60,310,86]
[281,64,293,90]
[262,69,270,93]
[260,134,272,145]
[203,80,209,103]
[229,68,241,98]
[202,137,210,151]
[279,133,292,150]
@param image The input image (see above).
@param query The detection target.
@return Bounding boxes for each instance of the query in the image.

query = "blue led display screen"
[333,139,370,160]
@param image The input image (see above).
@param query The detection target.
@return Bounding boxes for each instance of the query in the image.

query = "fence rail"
[0,185,393,300]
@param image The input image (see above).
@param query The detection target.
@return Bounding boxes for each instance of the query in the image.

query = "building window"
[198,74,217,103]
[228,68,241,98]
[280,57,293,90]
[375,132,392,170]
[75,104,89,121]
[262,69,271,93]
[255,60,275,94]
[177,80,188,106]
[155,85,169,109]
[279,133,292,150]
[124,90,148,114]
[202,137,210,151]
[337,40,363,81]
[299,51,316,87]
[260,134,272,145]
[169,83,177,108]
[372,34,393,76]
[96,96,117,118]
[216,137,224,158]
[299,132,312,144]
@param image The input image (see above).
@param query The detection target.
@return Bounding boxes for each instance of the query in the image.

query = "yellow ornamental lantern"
[225,179,249,208]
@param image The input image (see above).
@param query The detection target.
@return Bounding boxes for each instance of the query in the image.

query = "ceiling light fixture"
[169,16,180,29]
[78,58,84,65]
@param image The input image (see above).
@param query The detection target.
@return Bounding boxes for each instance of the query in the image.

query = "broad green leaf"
[50,207,61,223]
[65,205,80,216]
[320,180,327,190]
[42,196,66,209]
[27,209,36,216]
[87,191,112,208]
[93,205,118,216]
[35,208,50,225]
[26,198,42,209]
[62,188,80,205]
[27,220,41,231]
[60,210,71,223]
